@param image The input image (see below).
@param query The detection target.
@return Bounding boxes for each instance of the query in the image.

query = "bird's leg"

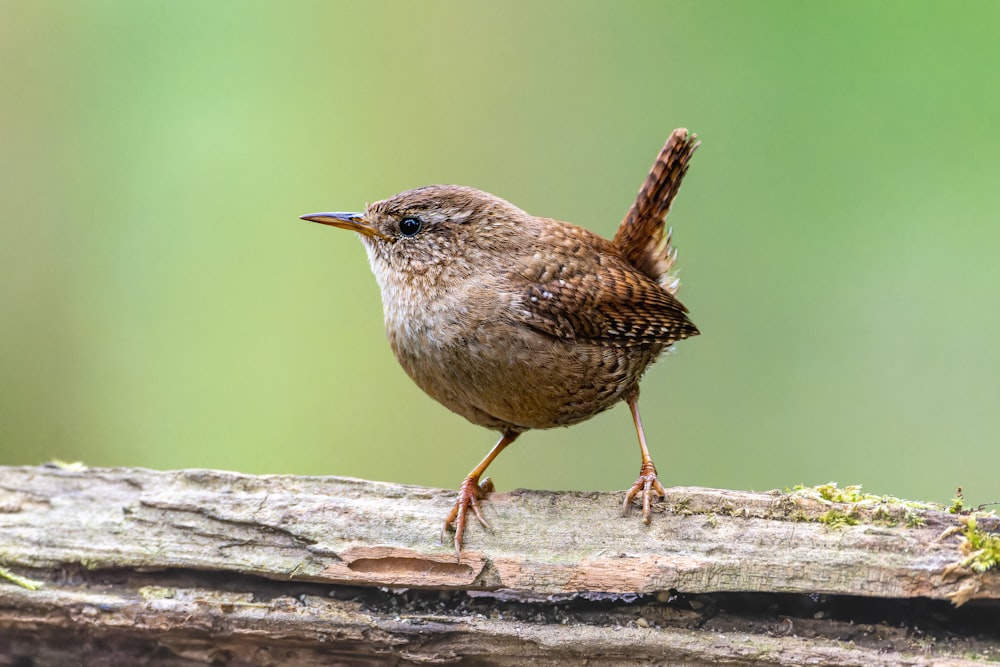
[442,430,520,557]
[622,390,667,521]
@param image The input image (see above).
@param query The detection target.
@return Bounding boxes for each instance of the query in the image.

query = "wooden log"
[0,465,998,665]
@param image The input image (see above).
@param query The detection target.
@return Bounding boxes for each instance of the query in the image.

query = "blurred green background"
[2,1,998,507]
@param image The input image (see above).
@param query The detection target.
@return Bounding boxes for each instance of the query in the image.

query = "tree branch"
[1,465,997,665]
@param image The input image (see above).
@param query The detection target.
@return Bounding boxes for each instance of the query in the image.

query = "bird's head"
[301,185,529,283]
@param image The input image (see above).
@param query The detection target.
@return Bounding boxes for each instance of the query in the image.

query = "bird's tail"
[613,128,699,295]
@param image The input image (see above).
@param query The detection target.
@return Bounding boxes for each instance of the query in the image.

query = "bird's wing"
[509,260,699,346]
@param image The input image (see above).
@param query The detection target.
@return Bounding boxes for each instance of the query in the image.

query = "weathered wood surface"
[1,465,998,665]
[0,465,992,599]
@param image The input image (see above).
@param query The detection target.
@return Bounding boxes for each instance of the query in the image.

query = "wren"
[302,128,700,555]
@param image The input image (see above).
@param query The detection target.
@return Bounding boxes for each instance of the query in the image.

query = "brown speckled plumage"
[302,128,701,556]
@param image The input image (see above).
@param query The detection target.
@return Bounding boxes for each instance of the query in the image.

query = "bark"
[0,465,997,666]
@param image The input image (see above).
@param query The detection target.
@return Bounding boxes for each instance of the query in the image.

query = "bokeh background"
[2,1,998,507]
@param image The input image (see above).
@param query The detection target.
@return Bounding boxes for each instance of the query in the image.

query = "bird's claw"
[623,463,666,523]
[442,475,495,558]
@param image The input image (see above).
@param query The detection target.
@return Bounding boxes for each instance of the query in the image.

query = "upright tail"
[613,128,699,295]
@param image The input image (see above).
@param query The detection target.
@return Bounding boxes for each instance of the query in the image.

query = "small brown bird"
[303,128,700,555]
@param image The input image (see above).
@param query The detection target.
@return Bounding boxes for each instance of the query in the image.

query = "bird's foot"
[442,475,495,558]
[623,462,666,523]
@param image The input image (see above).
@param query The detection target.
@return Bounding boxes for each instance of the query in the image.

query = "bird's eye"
[398,216,423,237]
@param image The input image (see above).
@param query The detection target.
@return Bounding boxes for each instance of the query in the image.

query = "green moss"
[949,488,965,514]
[958,515,1000,573]
[815,482,867,503]
[0,565,42,591]
[799,482,936,509]
[789,482,938,528]
[818,509,859,528]
[672,497,693,516]
[870,505,893,525]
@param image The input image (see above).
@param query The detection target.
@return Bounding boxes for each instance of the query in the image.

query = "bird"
[302,128,700,556]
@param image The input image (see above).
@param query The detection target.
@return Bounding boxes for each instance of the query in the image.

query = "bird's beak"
[300,212,385,240]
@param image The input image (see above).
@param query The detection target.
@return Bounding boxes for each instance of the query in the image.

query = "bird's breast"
[375,274,654,432]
